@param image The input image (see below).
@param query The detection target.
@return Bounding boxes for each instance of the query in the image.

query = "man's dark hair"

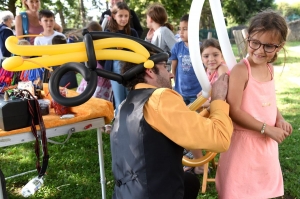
[39,9,55,20]
[121,62,159,90]
[52,35,66,45]
[180,14,189,22]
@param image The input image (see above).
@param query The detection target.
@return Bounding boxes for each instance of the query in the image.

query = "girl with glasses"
[216,10,293,199]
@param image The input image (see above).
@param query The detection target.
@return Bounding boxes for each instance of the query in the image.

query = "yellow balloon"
[3,36,152,71]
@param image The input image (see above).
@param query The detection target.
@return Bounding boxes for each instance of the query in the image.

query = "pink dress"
[76,62,113,102]
[215,59,283,199]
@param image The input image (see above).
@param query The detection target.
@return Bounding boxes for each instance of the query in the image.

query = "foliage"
[276,2,300,21]
[221,0,275,25]
[128,0,215,33]
[0,0,19,16]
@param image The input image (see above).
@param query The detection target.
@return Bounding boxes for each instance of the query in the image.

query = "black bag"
[0,169,8,199]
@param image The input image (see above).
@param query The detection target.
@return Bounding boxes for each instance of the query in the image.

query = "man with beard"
[110,60,233,199]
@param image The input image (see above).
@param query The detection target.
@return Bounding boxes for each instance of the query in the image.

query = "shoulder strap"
[20,12,29,39]
[242,58,252,75]
[266,63,274,80]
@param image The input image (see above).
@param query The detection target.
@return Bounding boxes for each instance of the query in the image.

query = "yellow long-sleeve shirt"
[135,83,233,152]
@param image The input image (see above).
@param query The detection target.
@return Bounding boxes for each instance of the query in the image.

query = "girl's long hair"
[108,2,131,35]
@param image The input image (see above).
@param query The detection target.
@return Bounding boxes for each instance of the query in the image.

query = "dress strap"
[242,58,251,75]
[266,63,273,80]
[208,70,218,83]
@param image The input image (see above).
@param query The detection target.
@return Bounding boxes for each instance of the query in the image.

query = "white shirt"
[34,31,65,45]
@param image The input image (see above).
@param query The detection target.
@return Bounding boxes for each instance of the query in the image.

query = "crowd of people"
[0,0,294,198]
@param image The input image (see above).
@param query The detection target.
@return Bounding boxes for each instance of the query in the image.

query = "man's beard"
[156,74,172,89]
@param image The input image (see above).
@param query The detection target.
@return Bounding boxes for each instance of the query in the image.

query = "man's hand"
[211,73,229,101]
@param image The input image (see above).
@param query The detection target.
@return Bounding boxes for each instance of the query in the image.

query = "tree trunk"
[58,10,66,30]
[8,0,17,16]
[79,0,86,26]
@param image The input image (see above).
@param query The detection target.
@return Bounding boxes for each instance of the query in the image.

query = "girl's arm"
[275,108,293,134]
[145,28,154,42]
[15,15,23,37]
[217,63,229,77]
[54,23,63,33]
[171,60,177,81]
[227,61,288,143]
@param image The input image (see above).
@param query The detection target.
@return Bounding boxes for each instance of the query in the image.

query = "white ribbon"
[188,0,237,97]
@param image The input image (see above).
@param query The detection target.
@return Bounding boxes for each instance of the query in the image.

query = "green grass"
[0,42,300,198]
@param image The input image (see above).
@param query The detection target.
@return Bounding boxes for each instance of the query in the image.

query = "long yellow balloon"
[3,36,151,71]
[3,50,148,71]
[181,96,218,167]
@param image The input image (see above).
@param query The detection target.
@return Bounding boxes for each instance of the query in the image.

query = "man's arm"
[144,74,233,152]
[54,23,63,33]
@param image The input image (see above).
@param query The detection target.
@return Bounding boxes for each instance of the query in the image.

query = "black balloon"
[49,31,170,107]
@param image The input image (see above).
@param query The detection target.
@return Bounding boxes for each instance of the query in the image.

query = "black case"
[0,95,39,131]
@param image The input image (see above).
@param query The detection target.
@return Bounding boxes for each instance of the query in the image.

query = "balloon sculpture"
[182,0,237,167]
[3,30,169,106]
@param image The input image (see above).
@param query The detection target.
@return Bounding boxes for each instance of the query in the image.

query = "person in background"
[184,38,230,175]
[110,58,233,198]
[0,11,15,61]
[170,14,202,105]
[216,10,293,199]
[76,21,113,101]
[34,10,65,45]
[15,0,62,45]
[145,3,177,52]
[99,0,143,38]
[51,35,78,89]
[104,2,138,115]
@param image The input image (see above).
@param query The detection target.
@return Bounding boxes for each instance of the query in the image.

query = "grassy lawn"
[0,42,300,198]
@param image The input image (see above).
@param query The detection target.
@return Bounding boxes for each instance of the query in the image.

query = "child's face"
[179,21,188,42]
[113,9,129,30]
[39,17,55,32]
[247,31,283,65]
[201,46,223,71]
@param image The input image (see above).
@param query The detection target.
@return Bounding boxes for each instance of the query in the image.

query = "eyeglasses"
[247,38,281,53]
[157,62,171,72]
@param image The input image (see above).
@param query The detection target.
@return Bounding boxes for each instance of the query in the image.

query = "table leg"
[97,127,106,199]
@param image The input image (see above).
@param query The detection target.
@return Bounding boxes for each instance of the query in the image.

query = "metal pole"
[5,170,36,180]
[97,127,106,199]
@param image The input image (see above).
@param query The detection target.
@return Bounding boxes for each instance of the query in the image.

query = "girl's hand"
[275,119,293,135]
[146,28,154,41]
[265,125,290,144]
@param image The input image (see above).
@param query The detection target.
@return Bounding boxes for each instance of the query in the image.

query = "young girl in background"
[76,21,113,101]
[216,10,293,199]
[201,38,228,84]
[197,38,229,108]
[104,2,138,114]
[185,38,229,175]
[145,3,177,52]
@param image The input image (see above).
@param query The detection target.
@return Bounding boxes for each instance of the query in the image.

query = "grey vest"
[111,88,184,199]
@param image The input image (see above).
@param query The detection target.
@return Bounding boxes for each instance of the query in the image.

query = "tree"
[221,0,275,24]
[0,0,19,16]
[128,0,214,31]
